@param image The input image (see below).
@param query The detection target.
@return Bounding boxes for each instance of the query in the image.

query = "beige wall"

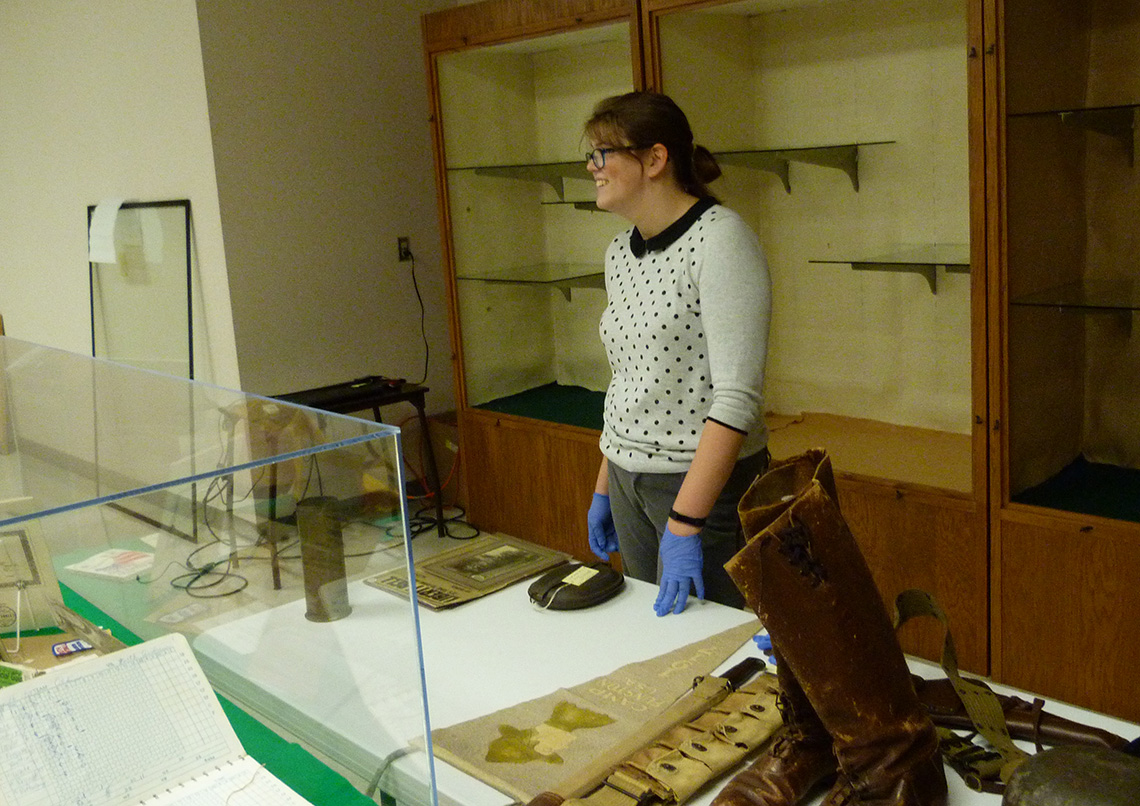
[0,0,456,420]
[196,0,454,412]
[662,0,972,435]
[0,0,238,387]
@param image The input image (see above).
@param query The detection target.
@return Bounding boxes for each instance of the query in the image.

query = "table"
[277,378,446,538]
[191,560,1140,806]
[192,569,760,806]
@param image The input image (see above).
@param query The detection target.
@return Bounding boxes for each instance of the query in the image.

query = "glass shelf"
[449,161,589,201]
[1011,278,1140,312]
[542,200,603,212]
[810,244,970,294]
[449,141,895,198]
[715,141,894,192]
[456,262,603,300]
[1011,104,1136,164]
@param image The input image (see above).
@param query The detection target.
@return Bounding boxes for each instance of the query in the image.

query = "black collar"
[630,197,716,258]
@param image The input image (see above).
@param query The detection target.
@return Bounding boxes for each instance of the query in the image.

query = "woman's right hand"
[587,492,619,560]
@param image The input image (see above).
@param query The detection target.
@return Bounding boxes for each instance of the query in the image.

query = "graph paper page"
[0,633,252,806]
[142,755,309,805]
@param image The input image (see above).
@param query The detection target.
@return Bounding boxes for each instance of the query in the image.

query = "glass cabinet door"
[1001,0,1140,523]
[433,18,639,431]
[645,0,975,494]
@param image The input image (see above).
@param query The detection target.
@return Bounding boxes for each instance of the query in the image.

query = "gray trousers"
[607,449,769,610]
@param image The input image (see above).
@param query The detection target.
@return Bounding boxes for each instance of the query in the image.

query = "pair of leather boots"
[714,449,947,806]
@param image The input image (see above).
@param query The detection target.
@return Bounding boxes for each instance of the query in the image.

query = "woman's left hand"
[655,525,704,616]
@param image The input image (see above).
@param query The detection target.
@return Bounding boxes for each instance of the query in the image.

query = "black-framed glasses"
[585,145,648,169]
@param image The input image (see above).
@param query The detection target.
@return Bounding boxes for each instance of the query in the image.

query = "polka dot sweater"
[599,199,771,473]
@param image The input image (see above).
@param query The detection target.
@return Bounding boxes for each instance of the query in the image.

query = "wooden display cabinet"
[424,0,989,673]
[422,0,640,558]
[642,0,988,672]
[422,0,1140,727]
[991,0,1140,720]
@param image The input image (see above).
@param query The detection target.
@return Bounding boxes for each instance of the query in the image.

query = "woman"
[584,91,772,616]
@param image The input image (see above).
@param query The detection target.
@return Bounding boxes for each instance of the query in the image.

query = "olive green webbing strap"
[934,728,1006,794]
[893,589,1028,791]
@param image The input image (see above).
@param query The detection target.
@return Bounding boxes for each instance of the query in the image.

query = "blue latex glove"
[654,525,704,616]
[587,492,619,560]
[753,631,777,668]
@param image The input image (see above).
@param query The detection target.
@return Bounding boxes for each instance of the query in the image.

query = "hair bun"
[693,144,722,185]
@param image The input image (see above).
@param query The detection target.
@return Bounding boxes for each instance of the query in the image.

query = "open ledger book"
[0,632,311,805]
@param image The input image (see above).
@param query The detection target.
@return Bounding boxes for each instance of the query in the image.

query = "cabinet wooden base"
[456,407,986,673]
[997,509,1140,723]
[459,408,602,561]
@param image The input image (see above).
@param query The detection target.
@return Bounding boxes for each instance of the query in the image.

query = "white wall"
[0,0,458,424]
[0,0,239,387]
[661,0,972,435]
[195,0,455,412]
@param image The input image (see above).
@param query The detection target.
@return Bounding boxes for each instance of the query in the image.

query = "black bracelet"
[669,508,707,529]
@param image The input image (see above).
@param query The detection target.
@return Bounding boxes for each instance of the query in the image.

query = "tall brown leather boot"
[713,450,840,806]
[724,452,947,806]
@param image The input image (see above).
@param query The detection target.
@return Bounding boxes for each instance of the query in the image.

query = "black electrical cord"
[134,539,249,598]
[169,556,248,598]
[401,504,480,541]
[407,250,430,386]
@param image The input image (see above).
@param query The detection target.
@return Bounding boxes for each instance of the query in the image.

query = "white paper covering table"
[193,573,759,806]
[193,567,1140,806]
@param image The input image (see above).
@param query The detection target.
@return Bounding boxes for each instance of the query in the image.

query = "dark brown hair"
[585,91,721,201]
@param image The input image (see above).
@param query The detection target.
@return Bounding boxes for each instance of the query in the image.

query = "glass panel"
[1004,0,1140,520]
[655,0,973,491]
[88,200,194,379]
[437,23,633,419]
[0,336,435,802]
[1012,278,1140,312]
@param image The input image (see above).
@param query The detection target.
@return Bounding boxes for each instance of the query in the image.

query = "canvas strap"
[564,676,783,806]
[893,589,1028,790]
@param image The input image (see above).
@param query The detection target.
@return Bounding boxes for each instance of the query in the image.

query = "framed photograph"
[365,534,568,610]
[0,520,63,635]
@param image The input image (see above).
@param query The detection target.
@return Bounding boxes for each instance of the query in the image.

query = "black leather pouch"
[527,561,624,610]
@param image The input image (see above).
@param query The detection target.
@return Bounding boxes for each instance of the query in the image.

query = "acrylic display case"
[0,336,436,804]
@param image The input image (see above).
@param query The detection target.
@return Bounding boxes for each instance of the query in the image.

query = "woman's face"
[586,140,647,219]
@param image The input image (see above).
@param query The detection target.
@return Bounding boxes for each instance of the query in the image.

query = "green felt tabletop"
[476,382,604,431]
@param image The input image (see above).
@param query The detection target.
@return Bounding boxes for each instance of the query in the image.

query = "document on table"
[141,755,308,805]
[0,633,311,805]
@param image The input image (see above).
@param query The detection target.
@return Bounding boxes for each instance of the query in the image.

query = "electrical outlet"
[397,236,412,262]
